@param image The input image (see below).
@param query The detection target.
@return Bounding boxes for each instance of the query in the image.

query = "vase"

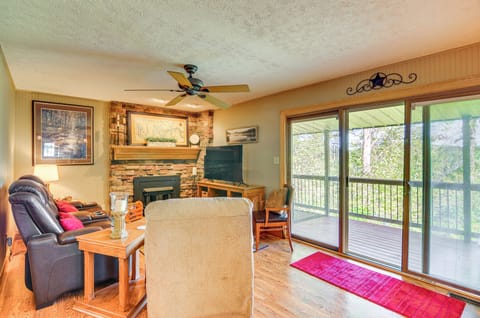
[109,192,129,239]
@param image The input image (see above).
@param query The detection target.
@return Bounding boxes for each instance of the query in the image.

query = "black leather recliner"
[8,175,118,309]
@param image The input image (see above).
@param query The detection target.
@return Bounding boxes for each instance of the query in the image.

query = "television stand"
[197,180,265,212]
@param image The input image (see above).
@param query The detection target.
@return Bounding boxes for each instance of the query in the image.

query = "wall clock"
[189,134,200,147]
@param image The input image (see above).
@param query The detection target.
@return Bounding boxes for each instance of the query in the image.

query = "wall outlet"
[273,156,280,165]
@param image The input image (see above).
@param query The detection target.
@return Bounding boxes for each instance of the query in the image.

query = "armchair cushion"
[58,212,84,231]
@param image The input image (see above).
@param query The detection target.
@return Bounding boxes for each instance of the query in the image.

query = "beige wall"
[0,46,15,272]
[214,42,480,193]
[14,92,111,208]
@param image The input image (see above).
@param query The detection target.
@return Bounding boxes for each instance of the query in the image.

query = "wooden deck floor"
[292,212,480,293]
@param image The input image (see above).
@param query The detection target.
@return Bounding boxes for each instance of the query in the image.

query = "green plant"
[145,137,177,143]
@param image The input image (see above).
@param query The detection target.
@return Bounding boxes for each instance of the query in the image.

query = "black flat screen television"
[204,145,243,184]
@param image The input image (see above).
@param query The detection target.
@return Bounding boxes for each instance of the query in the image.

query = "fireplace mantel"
[112,146,200,161]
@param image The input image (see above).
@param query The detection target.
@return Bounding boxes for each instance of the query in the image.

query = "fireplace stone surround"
[108,101,213,202]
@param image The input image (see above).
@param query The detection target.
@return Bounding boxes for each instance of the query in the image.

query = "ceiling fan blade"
[167,71,192,88]
[124,89,183,92]
[201,84,250,93]
[200,94,231,109]
[166,94,187,106]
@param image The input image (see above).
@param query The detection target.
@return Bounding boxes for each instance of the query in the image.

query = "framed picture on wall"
[127,111,188,146]
[32,101,94,165]
[226,126,258,144]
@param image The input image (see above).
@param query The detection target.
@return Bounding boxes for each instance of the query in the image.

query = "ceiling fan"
[125,64,250,109]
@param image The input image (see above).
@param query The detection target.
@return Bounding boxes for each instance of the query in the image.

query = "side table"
[73,219,146,318]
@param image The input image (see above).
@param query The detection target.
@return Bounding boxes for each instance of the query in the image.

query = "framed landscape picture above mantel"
[33,101,94,165]
[127,112,188,146]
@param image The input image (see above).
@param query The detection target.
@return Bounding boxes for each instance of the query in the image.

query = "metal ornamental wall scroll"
[346,72,417,96]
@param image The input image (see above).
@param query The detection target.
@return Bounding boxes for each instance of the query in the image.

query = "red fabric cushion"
[56,200,79,212]
[58,212,84,231]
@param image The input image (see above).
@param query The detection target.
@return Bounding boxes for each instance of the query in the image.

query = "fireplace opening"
[133,175,180,208]
[143,186,173,204]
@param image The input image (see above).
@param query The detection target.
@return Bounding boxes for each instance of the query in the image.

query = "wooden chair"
[126,200,143,223]
[253,184,294,251]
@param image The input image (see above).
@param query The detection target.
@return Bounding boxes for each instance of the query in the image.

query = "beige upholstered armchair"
[144,197,254,318]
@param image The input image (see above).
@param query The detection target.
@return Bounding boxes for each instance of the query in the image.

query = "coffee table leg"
[119,257,129,311]
[84,251,95,302]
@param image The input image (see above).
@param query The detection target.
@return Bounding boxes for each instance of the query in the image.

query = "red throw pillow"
[58,212,84,231]
[56,200,79,212]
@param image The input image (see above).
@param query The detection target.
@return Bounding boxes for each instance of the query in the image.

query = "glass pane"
[410,96,480,292]
[290,115,340,247]
[347,104,405,268]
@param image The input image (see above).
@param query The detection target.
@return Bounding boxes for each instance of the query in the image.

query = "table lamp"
[33,164,59,190]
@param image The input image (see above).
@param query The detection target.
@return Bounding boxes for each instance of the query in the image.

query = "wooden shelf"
[112,146,200,161]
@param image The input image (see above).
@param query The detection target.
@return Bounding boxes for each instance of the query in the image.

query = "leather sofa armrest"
[67,200,102,212]
[90,211,109,220]
[68,200,84,209]
[71,211,92,223]
[82,201,99,208]
[57,226,102,245]
[27,233,59,248]
[71,211,110,226]
[80,206,104,213]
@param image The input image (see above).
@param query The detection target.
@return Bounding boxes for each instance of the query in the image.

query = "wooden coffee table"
[73,219,147,318]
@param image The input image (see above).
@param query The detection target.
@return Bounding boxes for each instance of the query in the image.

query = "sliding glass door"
[286,92,480,294]
[409,96,480,292]
[289,113,340,248]
[346,104,405,268]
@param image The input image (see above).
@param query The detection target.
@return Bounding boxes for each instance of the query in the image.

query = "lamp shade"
[33,164,59,183]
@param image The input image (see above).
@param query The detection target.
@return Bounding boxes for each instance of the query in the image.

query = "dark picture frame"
[32,101,94,165]
[226,126,258,144]
[127,111,188,146]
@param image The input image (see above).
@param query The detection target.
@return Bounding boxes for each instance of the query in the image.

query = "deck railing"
[292,174,480,240]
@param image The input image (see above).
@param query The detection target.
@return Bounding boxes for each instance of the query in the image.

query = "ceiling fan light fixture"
[188,77,204,90]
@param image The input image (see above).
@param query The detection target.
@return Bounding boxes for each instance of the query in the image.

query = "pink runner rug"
[291,252,465,318]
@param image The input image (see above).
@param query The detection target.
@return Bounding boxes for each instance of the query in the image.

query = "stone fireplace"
[108,101,213,202]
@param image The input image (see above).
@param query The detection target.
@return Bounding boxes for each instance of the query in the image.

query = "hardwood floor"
[0,235,479,317]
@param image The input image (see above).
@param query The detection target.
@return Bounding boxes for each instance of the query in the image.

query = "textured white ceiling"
[1,0,480,111]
